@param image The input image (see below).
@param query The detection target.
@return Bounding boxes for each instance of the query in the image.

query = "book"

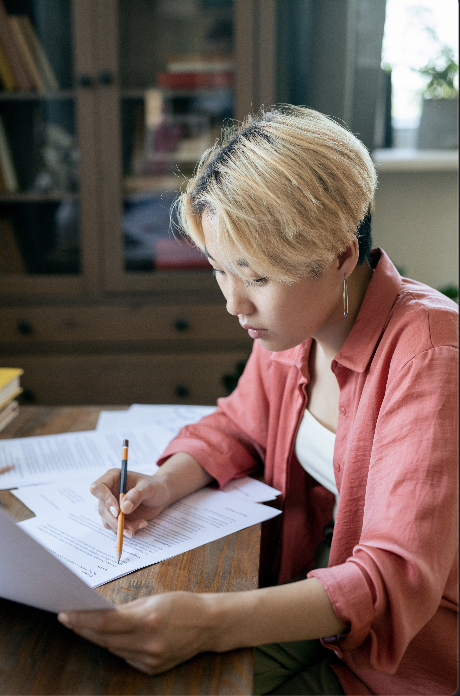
[9,15,45,93]
[0,38,16,91]
[154,237,210,270]
[157,71,233,90]
[0,368,23,409]
[165,53,234,73]
[0,115,19,192]
[16,15,59,91]
[0,399,19,433]
[0,0,33,91]
[0,219,26,273]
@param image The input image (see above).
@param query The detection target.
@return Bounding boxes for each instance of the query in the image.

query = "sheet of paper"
[221,477,281,502]
[11,463,159,517]
[0,506,111,613]
[12,471,280,518]
[0,427,166,490]
[96,404,216,439]
[19,489,281,588]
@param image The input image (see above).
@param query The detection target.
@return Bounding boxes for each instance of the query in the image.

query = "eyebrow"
[204,248,249,267]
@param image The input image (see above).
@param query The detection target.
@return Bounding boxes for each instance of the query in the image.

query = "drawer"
[0,303,252,345]
[4,351,251,406]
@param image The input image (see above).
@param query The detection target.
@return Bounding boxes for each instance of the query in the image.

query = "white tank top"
[295,408,338,518]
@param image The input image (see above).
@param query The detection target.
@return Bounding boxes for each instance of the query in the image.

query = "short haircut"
[176,105,377,282]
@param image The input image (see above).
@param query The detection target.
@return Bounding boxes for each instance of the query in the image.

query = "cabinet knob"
[98,71,114,85]
[17,320,33,336]
[78,74,93,88]
[174,318,189,332]
[175,384,190,398]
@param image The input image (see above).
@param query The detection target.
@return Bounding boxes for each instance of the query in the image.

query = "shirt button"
[334,463,341,472]
[340,406,346,415]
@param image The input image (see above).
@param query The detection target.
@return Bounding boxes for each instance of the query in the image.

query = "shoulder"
[388,278,458,354]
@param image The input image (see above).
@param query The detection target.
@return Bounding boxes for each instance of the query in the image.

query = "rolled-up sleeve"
[157,344,270,486]
[308,345,458,673]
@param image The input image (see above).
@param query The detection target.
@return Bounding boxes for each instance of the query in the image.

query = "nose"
[225,277,255,317]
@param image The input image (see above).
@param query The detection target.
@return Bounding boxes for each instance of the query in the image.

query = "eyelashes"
[212,269,268,287]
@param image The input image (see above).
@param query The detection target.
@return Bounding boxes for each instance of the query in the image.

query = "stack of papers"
[0,404,281,613]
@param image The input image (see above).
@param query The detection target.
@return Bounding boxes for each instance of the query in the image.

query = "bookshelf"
[0,0,276,405]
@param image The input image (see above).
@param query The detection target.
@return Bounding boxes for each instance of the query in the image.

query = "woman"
[58,107,458,695]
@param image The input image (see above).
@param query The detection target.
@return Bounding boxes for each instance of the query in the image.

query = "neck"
[315,261,373,363]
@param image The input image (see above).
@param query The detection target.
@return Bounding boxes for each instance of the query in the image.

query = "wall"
[372,166,458,290]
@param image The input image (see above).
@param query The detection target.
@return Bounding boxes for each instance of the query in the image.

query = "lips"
[240,323,268,340]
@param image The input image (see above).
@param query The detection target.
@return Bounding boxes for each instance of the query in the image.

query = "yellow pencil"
[116,440,128,563]
[0,464,14,475]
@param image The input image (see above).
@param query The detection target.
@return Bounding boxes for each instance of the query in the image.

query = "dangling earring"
[343,277,349,318]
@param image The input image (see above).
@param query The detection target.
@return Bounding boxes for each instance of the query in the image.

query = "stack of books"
[0,368,23,432]
[0,1,59,94]
[157,53,234,90]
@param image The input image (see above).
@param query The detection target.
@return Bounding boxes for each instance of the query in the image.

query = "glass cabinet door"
[0,0,85,291]
[100,0,234,290]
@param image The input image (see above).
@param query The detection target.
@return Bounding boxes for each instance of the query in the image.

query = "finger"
[98,500,119,532]
[120,476,169,515]
[58,609,134,635]
[90,470,120,515]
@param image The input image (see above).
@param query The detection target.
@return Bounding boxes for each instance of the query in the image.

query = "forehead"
[201,212,249,269]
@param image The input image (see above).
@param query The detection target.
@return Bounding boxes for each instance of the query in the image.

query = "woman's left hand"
[58,592,216,674]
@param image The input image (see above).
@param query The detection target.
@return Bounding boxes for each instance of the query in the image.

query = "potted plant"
[416,35,458,149]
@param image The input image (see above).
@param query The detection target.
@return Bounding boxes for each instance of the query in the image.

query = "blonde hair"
[176,105,377,282]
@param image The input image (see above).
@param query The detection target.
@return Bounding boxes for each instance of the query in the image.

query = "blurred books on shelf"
[0,115,19,192]
[0,2,58,92]
[0,368,23,431]
[157,53,233,90]
[0,0,33,91]
[154,237,209,270]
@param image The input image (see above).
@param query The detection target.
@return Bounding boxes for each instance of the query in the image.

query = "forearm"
[205,577,346,652]
[155,451,215,505]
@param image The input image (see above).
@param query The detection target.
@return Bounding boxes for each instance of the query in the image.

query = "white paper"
[19,489,281,588]
[12,471,280,518]
[11,463,159,517]
[97,404,216,439]
[221,477,281,502]
[0,506,111,613]
[0,427,167,490]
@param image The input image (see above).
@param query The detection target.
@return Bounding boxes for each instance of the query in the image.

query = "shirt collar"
[269,249,402,375]
[334,248,401,373]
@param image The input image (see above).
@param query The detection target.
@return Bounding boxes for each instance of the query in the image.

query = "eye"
[245,277,268,287]
[212,268,225,278]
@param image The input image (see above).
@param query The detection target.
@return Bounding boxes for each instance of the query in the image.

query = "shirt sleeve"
[157,342,271,487]
[308,345,458,673]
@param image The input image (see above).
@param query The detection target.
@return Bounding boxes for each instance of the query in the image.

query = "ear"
[337,239,359,277]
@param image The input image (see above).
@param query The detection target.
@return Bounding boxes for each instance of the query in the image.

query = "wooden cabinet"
[0,0,272,404]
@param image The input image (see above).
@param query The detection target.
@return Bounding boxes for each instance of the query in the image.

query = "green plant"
[415,26,458,100]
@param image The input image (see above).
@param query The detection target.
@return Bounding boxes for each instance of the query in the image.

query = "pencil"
[0,464,14,475]
[116,439,129,563]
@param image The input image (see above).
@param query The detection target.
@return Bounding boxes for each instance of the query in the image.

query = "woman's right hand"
[89,452,214,537]
[90,469,171,536]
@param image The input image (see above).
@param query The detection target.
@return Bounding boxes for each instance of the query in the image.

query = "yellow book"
[0,38,16,91]
[9,16,45,92]
[0,368,23,409]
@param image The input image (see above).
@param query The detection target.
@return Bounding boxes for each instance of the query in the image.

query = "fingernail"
[138,520,148,529]
[123,529,133,538]
[58,612,70,626]
[110,506,118,517]
[121,501,134,514]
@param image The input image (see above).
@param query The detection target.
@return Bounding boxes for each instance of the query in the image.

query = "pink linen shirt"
[158,249,458,695]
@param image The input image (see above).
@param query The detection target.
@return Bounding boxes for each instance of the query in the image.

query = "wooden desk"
[0,407,259,695]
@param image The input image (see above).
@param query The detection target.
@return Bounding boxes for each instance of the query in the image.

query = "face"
[202,214,348,353]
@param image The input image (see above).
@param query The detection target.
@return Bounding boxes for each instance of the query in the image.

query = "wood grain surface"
[0,406,258,695]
